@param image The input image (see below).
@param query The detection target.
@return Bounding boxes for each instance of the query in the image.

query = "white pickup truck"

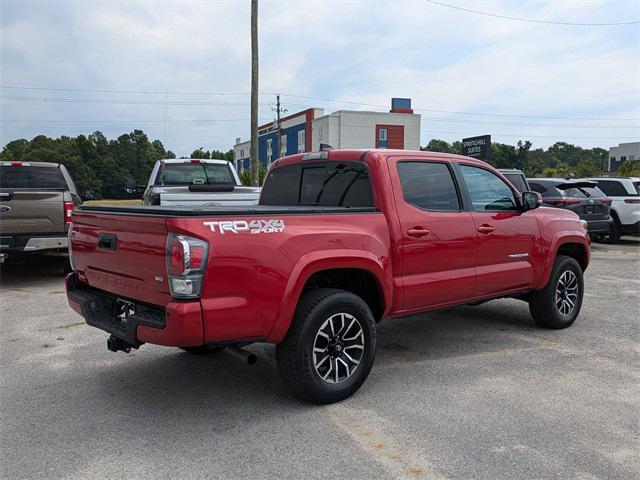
[142,159,260,207]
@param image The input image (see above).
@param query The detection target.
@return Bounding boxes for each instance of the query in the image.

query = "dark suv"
[527,178,611,237]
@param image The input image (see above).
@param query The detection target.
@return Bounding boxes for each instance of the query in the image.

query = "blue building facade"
[234,109,316,171]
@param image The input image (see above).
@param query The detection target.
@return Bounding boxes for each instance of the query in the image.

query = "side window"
[397,162,461,211]
[597,180,629,197]
[528,182,547,194]
[460,165,518,211]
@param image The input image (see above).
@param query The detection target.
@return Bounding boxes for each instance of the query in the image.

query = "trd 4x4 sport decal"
[203,219,285,235]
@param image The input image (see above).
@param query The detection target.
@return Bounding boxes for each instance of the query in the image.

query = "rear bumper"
[0,233,67,253]
[620,221,640,236]
[65,273,203,347]
[585,219,611,234]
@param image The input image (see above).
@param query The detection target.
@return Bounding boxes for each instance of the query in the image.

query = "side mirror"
[522,191,542,211]
[125,178,137,194]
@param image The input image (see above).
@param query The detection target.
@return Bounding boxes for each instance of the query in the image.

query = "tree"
[191,148,210,159]
[575,158,600,177]
[240,162,266,186]
[619,160,640,177]
[0,130,171,199]
[422,139,454,153]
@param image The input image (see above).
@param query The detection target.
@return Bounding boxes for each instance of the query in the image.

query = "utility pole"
[276,94,282,159]
[250,0,259,186]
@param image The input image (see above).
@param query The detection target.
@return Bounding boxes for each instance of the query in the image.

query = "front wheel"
[276,288,377,404]
[529,255,584,329]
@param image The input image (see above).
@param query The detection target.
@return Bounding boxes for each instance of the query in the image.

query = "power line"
[0,96,260,106]
[421,130,638,140]
[423,0,640,26]
[0,118,271,123]
[280,99,639,122]
[2,85,636,122]
[0,85,253,96]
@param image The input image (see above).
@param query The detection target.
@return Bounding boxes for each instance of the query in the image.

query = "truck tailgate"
[160,188,260,207]
[71,211,171,306]
[0,190,65,234]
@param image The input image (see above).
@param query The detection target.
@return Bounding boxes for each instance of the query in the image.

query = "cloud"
[1,0,638,155]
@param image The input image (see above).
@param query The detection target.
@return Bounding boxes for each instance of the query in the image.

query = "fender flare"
[537,232,590,289]
[265,249,392,343]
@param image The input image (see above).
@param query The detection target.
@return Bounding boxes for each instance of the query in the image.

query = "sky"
[1,0,639,156]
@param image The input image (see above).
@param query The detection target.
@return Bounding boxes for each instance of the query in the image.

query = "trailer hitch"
[107,335,141,353]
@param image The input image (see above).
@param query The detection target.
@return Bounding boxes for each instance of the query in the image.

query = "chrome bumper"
[23,236,68,251]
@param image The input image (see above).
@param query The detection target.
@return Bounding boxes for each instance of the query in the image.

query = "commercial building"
[234,98,421,171]
[608,141,640,172]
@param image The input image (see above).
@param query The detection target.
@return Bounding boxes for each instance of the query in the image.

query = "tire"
[605,218,622,244]
[529,255,584,329]
[180,345,226,354]
[276,288,377,404]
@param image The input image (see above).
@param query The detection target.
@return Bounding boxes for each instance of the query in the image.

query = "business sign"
[462,135,491,160]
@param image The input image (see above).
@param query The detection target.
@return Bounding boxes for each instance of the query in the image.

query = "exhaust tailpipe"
[227,345,257,365]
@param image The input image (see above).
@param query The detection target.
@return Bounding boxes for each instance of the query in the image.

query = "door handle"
[407,227,430,238]
[477,224,495,234]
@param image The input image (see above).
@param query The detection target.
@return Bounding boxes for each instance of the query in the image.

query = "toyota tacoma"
[66,149,590,403]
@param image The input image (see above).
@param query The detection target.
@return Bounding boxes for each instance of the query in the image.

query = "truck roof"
[271,149,490,169]
[158,158,230,165]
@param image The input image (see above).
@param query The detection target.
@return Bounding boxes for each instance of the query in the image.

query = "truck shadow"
[89,298,539,415]
[0,255,66,289]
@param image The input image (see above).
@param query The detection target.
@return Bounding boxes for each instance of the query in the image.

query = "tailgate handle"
[98,233,117,251]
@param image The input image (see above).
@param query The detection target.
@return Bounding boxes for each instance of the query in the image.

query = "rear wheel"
[605,217,622,244]
[276,288,376,404]
[529,255,583,329]
[180,345,226,354]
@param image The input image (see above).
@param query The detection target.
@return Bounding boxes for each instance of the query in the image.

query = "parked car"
[498,168,530,193]
[141,159,260,207]
[0,161,80,272]
[576,177,640,243]
[527,178,611,238]
[66,149,590,404]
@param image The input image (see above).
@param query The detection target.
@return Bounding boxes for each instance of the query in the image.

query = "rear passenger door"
[389,158,477,310]
[458,164,540,297]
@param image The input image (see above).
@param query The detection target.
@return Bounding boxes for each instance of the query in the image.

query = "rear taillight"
[166,233,209,299]
[601,197,612,206]
[624,198,640,204]
[546,198,581,206]
[64,201,74,224]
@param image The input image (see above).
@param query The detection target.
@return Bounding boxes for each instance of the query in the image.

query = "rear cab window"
[260,161,374,207]
[0,165,67,189]
[154,162,236,186]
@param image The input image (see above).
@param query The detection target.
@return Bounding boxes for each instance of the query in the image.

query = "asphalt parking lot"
[1,240,639,480]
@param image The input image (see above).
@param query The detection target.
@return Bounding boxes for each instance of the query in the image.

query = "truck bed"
[78,205,378,216]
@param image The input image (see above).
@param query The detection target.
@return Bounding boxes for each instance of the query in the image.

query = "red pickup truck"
[66,149,590,403]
